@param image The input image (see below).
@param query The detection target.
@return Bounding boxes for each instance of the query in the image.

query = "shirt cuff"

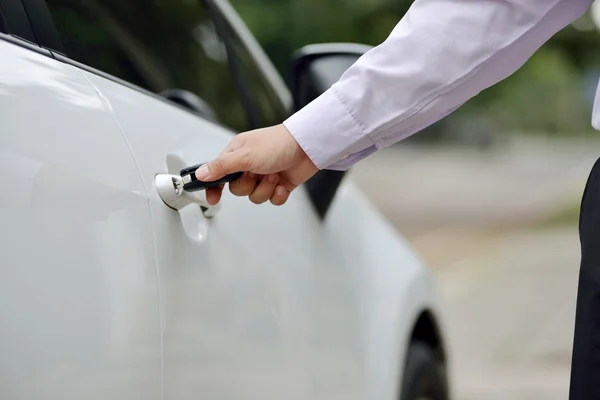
[283,88,375,170]
[327,145,378,171]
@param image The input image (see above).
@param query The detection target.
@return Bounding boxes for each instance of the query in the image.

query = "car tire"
[400,341,449,400]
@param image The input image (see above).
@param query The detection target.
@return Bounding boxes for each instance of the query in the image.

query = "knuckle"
[230,183,246,196]
[229,186,244,197]
[238,150,253,171]
[249,187,269,204]
[212,157,227,173]
[234,180,255,196]
[228,179,241,192]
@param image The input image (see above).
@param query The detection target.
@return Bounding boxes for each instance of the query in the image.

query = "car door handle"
[179,163,243,193]
[155,163,242,217]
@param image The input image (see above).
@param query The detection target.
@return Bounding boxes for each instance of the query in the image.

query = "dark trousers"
[570,158,600,399]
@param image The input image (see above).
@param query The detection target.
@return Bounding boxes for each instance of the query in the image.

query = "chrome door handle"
[155,174,220,217]
[155,163,242,218]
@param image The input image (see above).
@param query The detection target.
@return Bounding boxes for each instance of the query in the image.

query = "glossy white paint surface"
[84,68,445,399]
[0,7,447,397]
[0,40,161,399]
[326,182,447,400]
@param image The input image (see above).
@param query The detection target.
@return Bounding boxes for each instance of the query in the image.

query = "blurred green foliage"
[231,0,600,138]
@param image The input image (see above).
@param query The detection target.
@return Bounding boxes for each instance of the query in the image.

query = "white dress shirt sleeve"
[283,0,593,171]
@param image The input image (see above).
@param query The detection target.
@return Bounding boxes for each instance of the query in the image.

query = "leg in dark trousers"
[570,158,600,399]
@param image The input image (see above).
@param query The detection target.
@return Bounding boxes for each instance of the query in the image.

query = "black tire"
[400,341,449,400]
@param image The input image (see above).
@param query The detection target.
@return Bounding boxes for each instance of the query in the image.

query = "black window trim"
[23,0,266,133]
[63,52,237,133]
[56,52,242,134]
[0,30,51,55]
[203,0,261,130]
[0,0,36,41]
[19,0,61,52]
[207,0,292,128]
[5,0,289,132]
[0,4,8,33]
[14,0,247,133]
[210,0,293,116]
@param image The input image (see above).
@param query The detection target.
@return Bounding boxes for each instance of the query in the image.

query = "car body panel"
[325,182,447,399]
[83,66,445,399]
[0,0,449,397]
[0,39,161,400]
[83,71,346,399]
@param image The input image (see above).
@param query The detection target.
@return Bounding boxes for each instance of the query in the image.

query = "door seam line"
[77,69,165,400]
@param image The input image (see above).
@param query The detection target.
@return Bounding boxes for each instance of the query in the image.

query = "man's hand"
[195,124,319,206]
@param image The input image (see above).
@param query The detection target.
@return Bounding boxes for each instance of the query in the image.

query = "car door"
[35,0,373,399]
[0,4,161,399]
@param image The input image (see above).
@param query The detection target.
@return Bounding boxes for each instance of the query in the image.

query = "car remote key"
[179,163,243,192]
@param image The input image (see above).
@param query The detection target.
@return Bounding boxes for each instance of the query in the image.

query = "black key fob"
[180,163,243,192]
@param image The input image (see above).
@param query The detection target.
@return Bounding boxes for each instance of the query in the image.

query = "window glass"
[0,8,7,34]
[46,0,249,131]
[216,16,289,128]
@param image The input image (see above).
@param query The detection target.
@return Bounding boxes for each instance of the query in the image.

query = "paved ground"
[351,136,598,237]
[438,228,579,400]
[350,136,600,399]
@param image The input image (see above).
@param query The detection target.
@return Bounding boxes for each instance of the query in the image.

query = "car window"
[0,7,6,34]
[214,13,289,128]
[45,0,249,132]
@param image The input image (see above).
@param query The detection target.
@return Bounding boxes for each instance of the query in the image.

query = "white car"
[0,0,450,399]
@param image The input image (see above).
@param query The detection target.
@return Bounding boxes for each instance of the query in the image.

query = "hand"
[195,124,319,206]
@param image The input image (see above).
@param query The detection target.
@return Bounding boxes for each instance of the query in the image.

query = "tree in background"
[231,0,600,139]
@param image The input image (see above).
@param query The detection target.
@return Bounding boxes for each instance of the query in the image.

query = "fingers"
[229,172,258,197]
[228,173,293,205]
[270,185,290,206]
[196,150,248,182]
[209,174,293,206]
[249,174,279,204]
[205,184,224,206]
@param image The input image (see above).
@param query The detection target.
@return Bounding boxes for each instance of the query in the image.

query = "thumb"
[195,151,247,181]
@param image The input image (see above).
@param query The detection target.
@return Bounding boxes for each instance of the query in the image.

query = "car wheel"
[400,341,448,400]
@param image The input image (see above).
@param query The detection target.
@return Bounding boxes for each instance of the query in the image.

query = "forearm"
[284,0,591,170]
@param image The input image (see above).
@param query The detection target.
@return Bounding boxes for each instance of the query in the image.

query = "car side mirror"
[288,43,373,219]
[289,43,373,111]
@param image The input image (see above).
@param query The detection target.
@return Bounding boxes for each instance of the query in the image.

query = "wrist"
[276,123,317,169]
